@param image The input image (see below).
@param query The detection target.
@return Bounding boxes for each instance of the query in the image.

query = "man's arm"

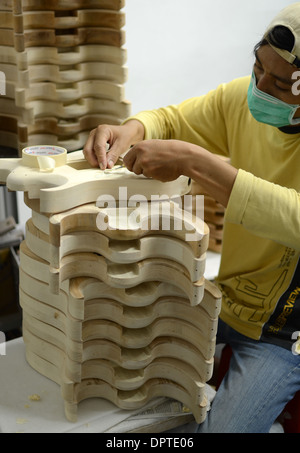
[123,139,238,208]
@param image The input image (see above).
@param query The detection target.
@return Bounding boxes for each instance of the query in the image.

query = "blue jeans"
[196,319,300,433]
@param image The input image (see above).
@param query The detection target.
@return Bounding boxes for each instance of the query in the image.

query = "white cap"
[264,2,300,67]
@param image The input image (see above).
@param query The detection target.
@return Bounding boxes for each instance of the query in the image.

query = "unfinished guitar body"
[20,240,206,304]
[24,193,207,255]
[0,150,191,212]
[1,10,126,31]
[25,218,207,281]
[20,0,126,12]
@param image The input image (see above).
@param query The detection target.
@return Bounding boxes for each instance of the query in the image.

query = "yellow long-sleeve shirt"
[126,75,300,350]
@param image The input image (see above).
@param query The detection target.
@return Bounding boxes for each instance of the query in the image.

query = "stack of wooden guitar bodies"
[0,0,130,153]
[1,151,222,424]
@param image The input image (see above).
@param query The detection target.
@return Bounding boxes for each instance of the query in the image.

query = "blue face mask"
[247,71,300,128]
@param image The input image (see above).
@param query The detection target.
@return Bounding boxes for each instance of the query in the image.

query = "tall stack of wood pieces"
[0,0,130,154]
[0,150,222,426]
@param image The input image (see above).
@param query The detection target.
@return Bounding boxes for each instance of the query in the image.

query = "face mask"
[247,71,300,127]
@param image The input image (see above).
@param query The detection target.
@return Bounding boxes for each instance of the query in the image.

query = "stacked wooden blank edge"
[20,193,222,424]
[0,0,130,154]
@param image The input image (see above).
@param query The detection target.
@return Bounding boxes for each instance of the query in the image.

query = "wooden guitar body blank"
[23,324,215,383]
[20,240,206,305]
[0,151,191,212]
[19,265,221,321]
[9,10,126,31]
[22,306,216,362]
[0,44,127,66]
[15,80,125,104]
[20,271,218,336]
[24,345,208,424]
[23,327,206,398]
[20,0,126,12]
[25,218,207,282]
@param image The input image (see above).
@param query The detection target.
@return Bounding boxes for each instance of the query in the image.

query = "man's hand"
[125,139,238,208]
[83,122,237,208]
[124,139,186,181]
[83,120,145,169]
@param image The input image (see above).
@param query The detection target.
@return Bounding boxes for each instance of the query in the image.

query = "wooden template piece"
[20,114,124,137]
[26,199,207,257]
[20,0,126,12]
[25,218,207,281]
[0,44,127,66]
[19,240,206,305]
[72,276,222,320]
[15,81,125,104]
[0,150,191,212]
[20,295,217,377]
[23,324,206,397]
[62,379,208,425]
[19,266,221,322]
[25,62,128,85]
[52,253,205,300]
[0,129,19,149]
[1,61,127,87]
[18,130,113,153]
[22,331,207,414]
[18,98,131,120]
[11,27,126,50]
[11,10,126,31]
[23,324,213,385]
[22,310,216,364]
[15,114,124,153]
[19,44,126,66]
[20,285,218,341]
[20,287,214,381]
[24,346,208,424]
[23,328,214,384]
[206,223,223,241]
[20,264,189,315]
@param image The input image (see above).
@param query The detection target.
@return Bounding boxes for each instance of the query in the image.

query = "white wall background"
[124,0,293,113]
[17,0,293,224]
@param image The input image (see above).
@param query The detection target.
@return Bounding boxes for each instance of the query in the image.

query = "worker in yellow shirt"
[83,3,300,433]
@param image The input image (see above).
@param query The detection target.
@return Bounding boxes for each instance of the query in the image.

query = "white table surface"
[204,251,221,281]
[0,337,153,433]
